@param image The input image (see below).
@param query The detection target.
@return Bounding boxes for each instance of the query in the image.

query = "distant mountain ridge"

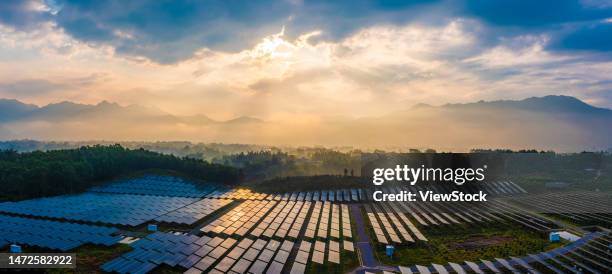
[0,99,262,124]
[440,95,612,114]
[0,95,610,151]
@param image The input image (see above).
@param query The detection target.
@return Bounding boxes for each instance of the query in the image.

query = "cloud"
[0,79,66,95]
[0,74,102,98]
[0,0,53,30]
[2,0,446,63]
[2,0,611,63]
[0,4,611,117]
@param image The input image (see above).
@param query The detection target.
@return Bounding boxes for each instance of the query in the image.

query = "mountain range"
[0,95,610,151]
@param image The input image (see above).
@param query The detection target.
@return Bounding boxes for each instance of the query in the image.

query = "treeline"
[246,175,364,193]
[216,150,361,182]
[0,145,242,201]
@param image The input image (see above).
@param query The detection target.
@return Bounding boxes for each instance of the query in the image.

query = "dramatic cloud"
[0,0,610,119]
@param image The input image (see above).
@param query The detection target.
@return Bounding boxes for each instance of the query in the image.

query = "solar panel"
[448,262,467,274]
[343,240,354,252]
[329,240,339,252]
[432,263,449,274]
[248,259,268,274]
[267,261,285,274]
[480,259,501,273]
[155,198,231,225]
[314,241,325,252]
[280,240,294,252]
[398,266,413,274]
[89,175,216,198]
[299,241,312,251]
[509,256,537,273]
[311,251,324,264]
[242,248,261,261]
[215,257,236,272]
[194,256,216,271]
[231,258,253,273]
[0,214,120,251]
[328,251,340,264]
[290,262,306,274]
[465,261,485,274]
[227,247,246,260]
[274,250,290,263]
[258,249,275,263]
[495,258,519,273]
[295,250,309,264]
[0,192,199,226]
[208,246,228,259]
[416,265,431,274]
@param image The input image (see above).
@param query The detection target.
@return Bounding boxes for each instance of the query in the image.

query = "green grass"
[377,222,565,266]
[305,250,360,274]
[45,243,132,274]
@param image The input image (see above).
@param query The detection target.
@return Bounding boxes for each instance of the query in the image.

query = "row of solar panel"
[154,198,233,225]
[89,175,218,198]
[304,202,353,240]
[396,232,611,274]
[364,203,427,245]
[364,197,558,245]
[508,192,612,228]
[205,188,268,200]
[383,186,497,227]
[203,181,524,203]
[201,200,277,236]
[269,189,362,203]
[0,193,216,226]
[204,188,365,202]
[0,214,121,251]
[364,186,554,231]
[289,238,355,273]
[202,199,355,241]
[250,200,311,239]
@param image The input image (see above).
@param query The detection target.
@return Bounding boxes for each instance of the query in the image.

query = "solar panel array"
[267,189,363,202]
[89,175,216,198]
[0,214,120,251]
[102,232,202,273]
[397,231,611,274]
[201,200,277,236]
[303,201,352,240]
[362,188,557,245]
[202,181,524,204]
[251,201,301,238]
[102,231,304,274]
[289,238,356,273]
[0,193,199,226]
[205,188,269,200]
[508,191,612,227]
[155,198,232,225]
[193,199,357,273]
[204,188,367,202]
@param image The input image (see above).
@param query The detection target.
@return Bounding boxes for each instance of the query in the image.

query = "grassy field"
[305,250,359,274]
[43,244,132,274]
[376,222,565,266]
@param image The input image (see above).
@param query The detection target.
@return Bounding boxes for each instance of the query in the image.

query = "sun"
[250,26,294,59]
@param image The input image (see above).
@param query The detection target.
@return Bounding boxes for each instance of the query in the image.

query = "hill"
[0,95,610,151]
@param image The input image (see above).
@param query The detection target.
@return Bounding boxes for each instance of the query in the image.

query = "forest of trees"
[247,175,364,193]
[1,140,610,194]
[216,150,361,182]
[0,145,241,201]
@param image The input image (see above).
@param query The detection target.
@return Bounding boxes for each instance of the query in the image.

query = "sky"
[0,0,611,120]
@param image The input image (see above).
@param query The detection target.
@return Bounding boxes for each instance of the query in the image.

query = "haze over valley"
[1,95,610,152]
